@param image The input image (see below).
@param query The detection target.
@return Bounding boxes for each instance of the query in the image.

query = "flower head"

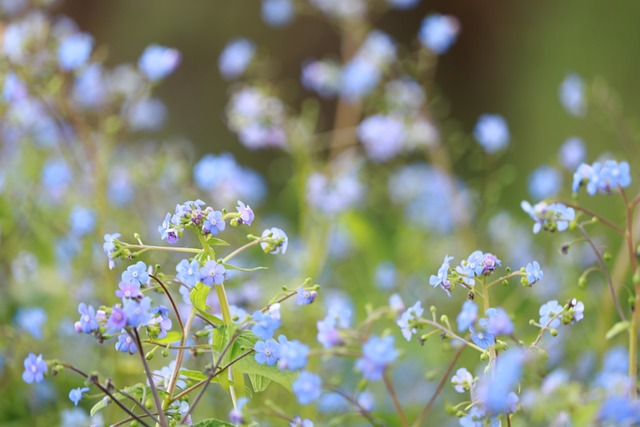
[260,227,288,254]
[451,368,474,393]
[418,14,460,54]
[22,353,47,383]
[277,335,309,371]
[236,201,255,225]
[457,300,478,332]
[69,387,90,406]
[77,303,98,334]
[521,201,575,234]
[254,339,281,366]
[138,44,181,81]
[252,310,281,340]
[199,261,226,286]
[429,255,453,295]
[176,259,200,288]
[293,371,322,405]
[474,114,509,154]
[525,261,543,285]
[296,287,318,305]
[397,301,423,341]
[539,300,563,329]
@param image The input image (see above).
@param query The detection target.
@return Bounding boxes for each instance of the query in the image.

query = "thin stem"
[220,238,264,264]
[622,188,639,397]
[149,274,184,332]
[123,244,202,254]
[325,385,383,427]
[129,329,168,427]
[411,345,465,427]
[562,202,625,235]
[576,224,626,321]
[383,371,409,427]
[417,319,485,353]
[164,309,196,406]
[486,272,526,290]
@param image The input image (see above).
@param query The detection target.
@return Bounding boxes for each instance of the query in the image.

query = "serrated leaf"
[193,418,236,427]
[248,373,272,393]
[90,384,145,417]
[605,320,630,340]
[152,331,182,344]
[221,263,267,272]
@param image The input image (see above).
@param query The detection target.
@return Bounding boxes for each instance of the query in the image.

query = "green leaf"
[222,263,267,272]
[152,331,182,344]
[207,237,230,246]
[180,369,209,382]
[606,320,630,340]
[190,284,223,326]
[248,373,272,393]
[90,384,144,417]
[193,418,236,427]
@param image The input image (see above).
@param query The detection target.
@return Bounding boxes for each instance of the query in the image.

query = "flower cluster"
[572,160,631,195]
[521,201,575,234]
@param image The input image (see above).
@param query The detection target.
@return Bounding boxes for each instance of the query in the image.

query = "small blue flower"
[455,251,484,287]
[356,335,398,381]
[126,97,167,131]
[397,301,423,341]
[58,32,93,71]
[69,206,96,237]
[418,14,460,54]
[474,114,509,154]
[115,281,142,299]
[558,137,586,171]
[358,114,407,162]
[203,210,225,235]
[159,212,180,244]
[470,327,495,350]
[293,371,322,404]
[122,261,149,286]
[525,261,543,285]
[480,308,513,336]
[103,233,121,269]
[316,317,342,348]
[539,300,563,329]
[598,397,640,424]
[277,335,309,371]
[252,310,281,340]
[199,261,226,286]
[521,201,575,234]
[254,339,281,366]
[236,201,255,225]
[22,353,47,384]
[559,73,586,117]
[456,301,478,332]
[229,397,248,424]
[15,307,47,339]
[289,416,314,427]
[124,297,153,327]
[262,0,294,27]
[386,0,420,9]
[301,59,341,98]
[219,38,255,80]
[296,287,317,305]
[115,332,137,354]
[68,387,89,406]
[138,44,181,81]
[77,303,98,334]
[106,306,127,332]
[430,255,453,295]
[176,259,200,288]
[476,348,524,414]
[528,165,562,200]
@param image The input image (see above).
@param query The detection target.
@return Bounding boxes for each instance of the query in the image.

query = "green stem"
[123,244,202,254]
[416,319,484,353]
[221,238,264,264]
[383,371,409,427]
[162,309,196,411]
[621,188,639,397]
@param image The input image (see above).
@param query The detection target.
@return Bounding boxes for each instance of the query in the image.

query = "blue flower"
[254,339,281,366]
[22,353,47,384]
[124,297,153,327]
[528,165,562,200]
[355,335,398,381]
[358,114,407,162]
[15,307,47,339]
[58,32,93,71]
[68,387,89,406]
[176,259,200,288]
[236,201,255,225]
[451,368,474,393]
[159,212,180,244]
[218,38,255,80]
[301,59,341,98]
[469,327,495,350]
[277,336,309,371]
[456,301,478,332]
[397,301,423,341]
[558,137,586,170]
[199,261,226,286]
[262,0,294,27]
[122,261,149,286]
[474,114,509,154]
[73,64,107,109]
[251,310,281,340]
[138,44,181,81]
[539,300,563,329]
[573,160,631,195]
[115,332,138,354]
[290,416,314,427]
[126,98,167,132]
[430,255,453,295]
[106,306,127,332]
[559,73,585,117]
[387,0,420,9]
[476,348,524,414]
[316,317,342,348]
[521,201,575,234]
[115,281,143,299]
[418,14,460,54]
[69,206,96,237]
[293,371,322,404]
[598,397,640,424]
[374,261,397,290]
[525,261,543,285]
[229,397,248,424]
[103,233,121,269]
[296,287,318,305]
[77,303,98,334]
[480,308,513,336]
[203,210,225,235]
[455,251,485,287]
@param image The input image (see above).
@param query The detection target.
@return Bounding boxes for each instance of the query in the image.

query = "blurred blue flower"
[385,78,425,114]
[355,335,398,380]
[374,261,396,290]
[309,0,365,21]
[262,0,294,27]
[277,335,309,371]
[124,297,153,327]
[358,114,406,162]
[397,301,423,341]
[69,206,96,237]
[58,32,93,71]
[474,114,509,154]
[521,201,575,234]
[386,0,420,9]
[219,38,255,80]
[470,327,494,350]
[528,165,562,200]
[301,59,341,98]
[68,387,89,406]
[306,160,364,215]
[293,371,322,404]
[22,353,47,383]
[559,73,586,117]
[598,397,640,425]
[477,348,524,414]
[15,307,47,339]
[456,300,478,332]
[480,307,513,336]
[252,310,281,339]
[41,159,71,200]
[539,300,563,329]
[558,137,586,170]
[138,44,181,81]
[126,97,167,131]
[73,64,107,109]
[418,14,460,54]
